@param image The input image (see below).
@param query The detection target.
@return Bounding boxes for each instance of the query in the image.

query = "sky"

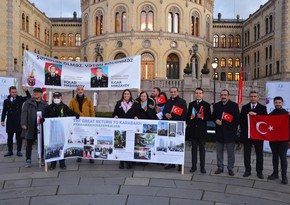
[28,0,269,20]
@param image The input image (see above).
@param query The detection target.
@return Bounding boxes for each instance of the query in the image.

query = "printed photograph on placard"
[143,124,157,134]
[83,136,95,145]
[114,130,126,148]
[83,145,94,158]
[168,140,184,152]
[176,121,185,136]
[64,147,83,158]
[134,147,152,160]
[157,121,168,136]
[44,144,64,160]
[168,123,177,137]
[156,137,168,152]
[134,133,155,148]
[95,136,114,159]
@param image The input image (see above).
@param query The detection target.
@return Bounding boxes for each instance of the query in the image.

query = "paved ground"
[0,143,289,205]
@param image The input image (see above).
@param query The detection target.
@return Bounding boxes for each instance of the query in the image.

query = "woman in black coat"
[113,89,140,169]
[135,91,157,120]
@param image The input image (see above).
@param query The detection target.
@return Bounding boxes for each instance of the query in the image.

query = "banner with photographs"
[22,51,141,90]
[43,117,185,164]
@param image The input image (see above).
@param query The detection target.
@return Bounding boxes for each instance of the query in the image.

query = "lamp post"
[189,44,198,79]
[94,42,103,62]
[211,61,218,104]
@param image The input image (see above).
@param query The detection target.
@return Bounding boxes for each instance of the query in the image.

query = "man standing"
[1,86,31,157]
[150,87,167,119]
[44,92,79,169]
[21,87,47,168]
[186,88,211,173]
[69,85,95,163]
[91,67,108,87]
[213,89,239,176]
[240,91,267,179]
[267,96,290,184]
[163,87,187,170]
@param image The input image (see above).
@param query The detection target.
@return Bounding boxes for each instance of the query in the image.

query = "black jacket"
[112,100,140,119]
[163,96,187,121]
[186,100,211,139]
[135,97,157,120]
[45,73,61,86]
[44,102,79,118]
[1,91,31,133]
[213,100,240,143]
[240,102,267,141]
[91,76,108,87]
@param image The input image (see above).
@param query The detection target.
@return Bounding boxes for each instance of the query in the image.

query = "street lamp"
[94,42,103,62]
[211,61,218,104]
[189,44,198,79]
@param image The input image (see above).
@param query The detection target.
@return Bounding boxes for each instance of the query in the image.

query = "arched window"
[228,58,233,68]
[95,10,103,35]
[191,11,200,36]
[114,52,126,60]
[220,35,226,48]
[141,52,155,79]
[269,15,273,32]
[115,6,127,32]
[206,17,210,41]
[265,17,269,34]
[213,34,219,47]
[235,35,241,48]
[53,33,59,46]
[84,14,89,39]
[22,13,25,30]
[26,16,29,32]
[34,22,37,37]
[140,5,154,31]
[37,24,40,39]
[68,33,74,46]
[235,58,240,67]
[228,35,233,48]
[60,33,66,46]
[166,53,180,79]
[220,57,226,67]
[60,56,66,60]
[83,56,88,62]
[167,7,180,33]
[75,33,81,46]
[269,45,272,59]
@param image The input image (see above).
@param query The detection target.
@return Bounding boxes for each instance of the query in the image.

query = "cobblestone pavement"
[0,143,289,205]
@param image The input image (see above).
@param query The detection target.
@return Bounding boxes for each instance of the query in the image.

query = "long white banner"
[22,51,141,90]
[43,117,185,165]
[265,81,290,156]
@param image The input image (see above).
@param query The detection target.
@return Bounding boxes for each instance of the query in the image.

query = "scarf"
[121,100,133,113]
[141,100,148,111]
[76,95,84,112]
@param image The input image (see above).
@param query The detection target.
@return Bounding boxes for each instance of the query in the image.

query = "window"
[269,45,272,59]
[37,24,40,39]
[60,56,66,60]
[84,14,88,39]
[269,15,273,32]
[167,7,180,33]
[276,61,280,73]
[191,11,200,36]
[228,58,233,68]
[68,56,73,61]
[68,33,74,46]
[115,6,127,32]
[141,52,155,79]
[166,53,180,79]
[227,72,233,81]
[60,33,66,46]
[26,16,29,32]
[220,72,226,81]
[265,17,269,34]
[234,72,240,81]
[22,13,25,30]
[265,65,268,77]
[96,10,103,35]
[213,35,219,47]
[53,33,59,46]
[269,64,272,75]
[140,5,154,31]
[235,58,240,67]
[220,35,226,48]
[75,33,81,46]
[114,52,126,60]
[257,23,260,39]
[254,26,256,41]
[220,58,226,67]
[265,47,268,59]
[34,22,37,37]
[206,17,210,41]
[228,35,233,48]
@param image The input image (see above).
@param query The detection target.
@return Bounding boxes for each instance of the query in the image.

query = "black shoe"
[164,164,176,169]
[190,167,197,173]
[16,151,23,157]
[119,162,124,169]
[89,159,94,163]
[177,165,182,171]
[49,164,56,170]
[76,158,82,162]
[243,172,251,177]
[257,173,264,179]
[268,173,279,180]
[59,163,67,169]
[228,170,235,176]
[200,168,206,174]
[281,177,288,184]
[4,152,13,157]
[214,169,223,174]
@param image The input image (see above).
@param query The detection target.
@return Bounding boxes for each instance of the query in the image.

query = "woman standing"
[136,91,157,120]
[113,89,140,169]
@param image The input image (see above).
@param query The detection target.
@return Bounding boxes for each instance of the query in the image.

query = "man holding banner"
[240,91,267,179]
[163,87,187,171]
[213,89,240,176]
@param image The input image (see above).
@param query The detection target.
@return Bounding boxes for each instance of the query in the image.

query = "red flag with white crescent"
[156,95,166,104]
[248,114,289,141]
[42,87,47,101]
[171,105,183,116]
[222,112,233,122]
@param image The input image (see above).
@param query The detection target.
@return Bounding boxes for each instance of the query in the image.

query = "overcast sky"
[29,0,268,20]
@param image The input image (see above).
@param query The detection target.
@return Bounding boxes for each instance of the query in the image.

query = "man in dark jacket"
[213,89,239,176]
[186,88,211,173]
[267,96,290,185]
[163,87,187,170]
[44,92,79,169]
[240,91,267,179]
[1,86,31,157]
[21,87,47,168]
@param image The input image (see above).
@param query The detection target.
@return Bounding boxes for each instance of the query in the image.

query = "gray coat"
[21,98,47,140]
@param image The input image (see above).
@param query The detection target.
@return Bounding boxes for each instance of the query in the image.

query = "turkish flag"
[156,95,166,104]
[199,106,204,118]
[171,105,183,116]
[42,87,47,101]
[222,112,233,122]
[248,114,289,141]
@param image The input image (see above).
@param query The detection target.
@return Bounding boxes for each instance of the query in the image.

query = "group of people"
[1,85,289,185]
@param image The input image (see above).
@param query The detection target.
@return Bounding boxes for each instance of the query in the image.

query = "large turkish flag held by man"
[248,114,289,141]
